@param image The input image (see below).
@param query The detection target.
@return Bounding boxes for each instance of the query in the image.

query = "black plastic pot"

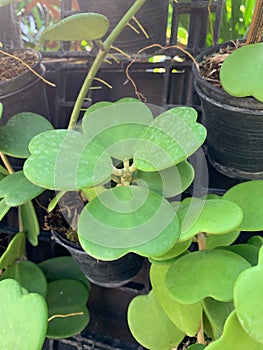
[52,230,144,288]
[77,0,169,57]
[193,41,263,180]
[0,49,49,126]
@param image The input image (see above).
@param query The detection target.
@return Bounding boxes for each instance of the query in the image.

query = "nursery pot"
[52,230,144,288]
[77,0,169,57]
[192,41,263,180]
[0,49,49,126]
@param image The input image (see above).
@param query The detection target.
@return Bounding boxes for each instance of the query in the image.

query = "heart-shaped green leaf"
[216,244,260,266]
[134,107,206,171]
[234,246,263,344]
[0,171,44,206]
[203,298,234,339]
[39,256,91,291]
[178,198,243,242]
[220,43,263,102]
[41,13,110,41]
[46,279,89,338]
[0,232,26,269]
[166,249,251,304]
[205,311,263,350]
[82,99,153,160]
[0,112,53,158]
[134,160,194,198]
[24,129,112,190]
[0,279,48,350]
[0,260,47,296]
[78,186,180,260]
[223,180,263,231]
[150,262,202,336]
[20,200,40,246]
[128,290,185,350]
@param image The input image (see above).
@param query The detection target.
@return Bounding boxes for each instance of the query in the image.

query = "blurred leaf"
[0,260,47,297]
[0,112,53,158]
[0,279,47,350]
[41,13,110,42]
[0,232,26,269]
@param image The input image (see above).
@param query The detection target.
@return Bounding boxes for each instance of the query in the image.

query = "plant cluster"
[0,1,263,349]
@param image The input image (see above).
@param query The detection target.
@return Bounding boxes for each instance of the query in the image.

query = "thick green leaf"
[0,232,26,269]
[24,129,112,190]
[187,345,206,350]
[234,246,263,344]
[247,235,263,247]
[206,230,240,249]
[41,13,110,41]
[216,244,260,266]
[205,311,263,350]
[127,290,185,350]
[82,99,153,160]
[0,198,11,220]
[134,107,206,171]
[78,186,180,260]
[0,171,44,206]
[150,239,191,261]
[0,112,53,158]
[166,249,251,304]
[39,256,91,291]
[178,198,243,242]
[20,201,40,246]
[0,279,47,350]
[0,260,47,297]
[46,279,89,338]
[0,102,2,118]
[223,180,263,231]
[150,262,202,336]
[220,43,263,102]
[134,160,194,197]
[203,298,234,339]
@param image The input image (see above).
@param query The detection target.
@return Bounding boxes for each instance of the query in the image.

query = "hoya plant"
[0,0,207,260]
[127,180,263,349]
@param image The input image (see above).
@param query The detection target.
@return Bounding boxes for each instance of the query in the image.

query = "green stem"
[67,0,147,130]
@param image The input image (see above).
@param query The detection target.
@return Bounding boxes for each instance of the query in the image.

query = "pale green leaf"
[0,279,47,350]
[166,249,251,304]
[24,129,112,190]
[127,290,185,350]
[134,107,206,171]
[41,13,110,42]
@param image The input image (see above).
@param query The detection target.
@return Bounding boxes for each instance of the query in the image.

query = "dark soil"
[198,41,244,88]
[43,191,86,243]
[0,49,38,82]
